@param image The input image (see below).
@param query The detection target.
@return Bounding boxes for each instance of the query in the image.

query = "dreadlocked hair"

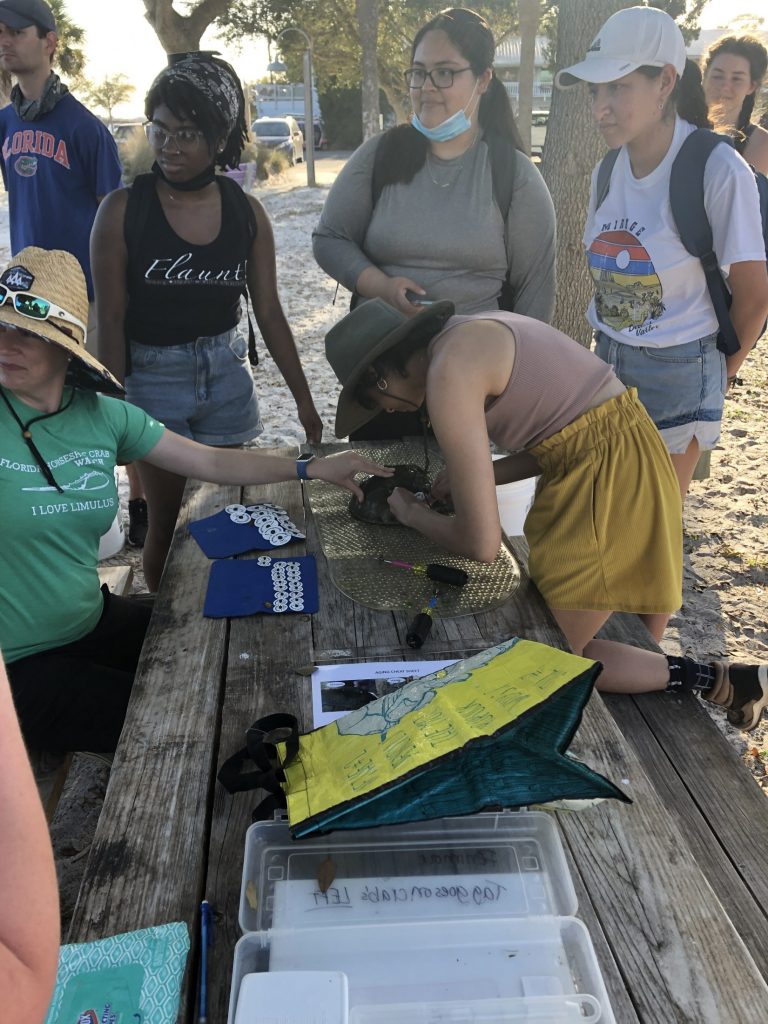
[145,55,249,170]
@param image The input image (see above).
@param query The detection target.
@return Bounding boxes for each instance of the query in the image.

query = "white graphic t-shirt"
[0,388,164,662]
[583,116,764,348]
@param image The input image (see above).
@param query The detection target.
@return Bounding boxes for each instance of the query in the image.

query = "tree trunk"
[142,0,231,53]
[380,77,407,125]
[357,0,380,140]
[517,0,541,156]
[540,0,633,345]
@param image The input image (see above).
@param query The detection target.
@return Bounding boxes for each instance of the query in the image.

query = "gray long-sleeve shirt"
[312,133,556,320]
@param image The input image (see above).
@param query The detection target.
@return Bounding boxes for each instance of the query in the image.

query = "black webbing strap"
[217,712,299,797]
[597,133,741,357]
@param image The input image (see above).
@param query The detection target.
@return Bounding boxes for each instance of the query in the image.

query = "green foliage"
[320,85,363,149]
[260,144,291,178]
[539,2,707,73]
[218,1,519,119]
[649,1,708,45]
[50,0,86,79]
[118,131,154,185]
[81,74,135,125]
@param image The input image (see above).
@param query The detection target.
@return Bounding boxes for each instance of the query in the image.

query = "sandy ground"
[2,154,767,931]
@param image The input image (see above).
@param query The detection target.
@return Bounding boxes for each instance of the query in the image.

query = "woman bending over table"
[325,298,768,731]
[0,247,390,753]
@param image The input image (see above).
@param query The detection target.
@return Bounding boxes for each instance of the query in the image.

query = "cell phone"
[405,289,436,306]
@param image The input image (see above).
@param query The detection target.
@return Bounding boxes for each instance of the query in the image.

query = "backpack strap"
[123,173,155,259]
[123,174,156,375]
[669,129,740,357]
[217,172,259,246]
[212,174,260,365]
[368,132,519,310]
[487,134,517,223]
[485,134,518,311]
[595,148,620,211]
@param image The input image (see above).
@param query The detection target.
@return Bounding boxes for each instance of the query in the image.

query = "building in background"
[494,34,552,113]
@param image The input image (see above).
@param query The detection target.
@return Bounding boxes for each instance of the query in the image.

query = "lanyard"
[0,385,74,492]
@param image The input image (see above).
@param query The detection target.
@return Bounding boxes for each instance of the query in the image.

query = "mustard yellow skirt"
[526,388,682,613]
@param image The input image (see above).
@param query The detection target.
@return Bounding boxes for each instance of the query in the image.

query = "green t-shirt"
[0,388,165,663]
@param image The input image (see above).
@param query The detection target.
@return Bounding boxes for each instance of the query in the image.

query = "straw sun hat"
[0,246,123,394]
[325,297,455,437]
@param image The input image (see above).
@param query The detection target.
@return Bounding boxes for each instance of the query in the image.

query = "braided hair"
[702,34,768,135]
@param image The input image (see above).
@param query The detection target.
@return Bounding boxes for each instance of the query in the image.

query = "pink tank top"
[430,312,616,450]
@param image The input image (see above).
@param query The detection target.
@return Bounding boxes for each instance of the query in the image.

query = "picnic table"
[67,442,768,1023]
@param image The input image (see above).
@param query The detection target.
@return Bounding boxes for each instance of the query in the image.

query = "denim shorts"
[125,327,263,446]
[593,331,725,455]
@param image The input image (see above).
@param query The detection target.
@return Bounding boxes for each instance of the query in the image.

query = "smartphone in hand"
[405,289,436,306]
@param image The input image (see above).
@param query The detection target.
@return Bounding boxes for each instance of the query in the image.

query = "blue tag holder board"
[44,922,189,1024]
[204,555,319,618]
[189,503,305,559]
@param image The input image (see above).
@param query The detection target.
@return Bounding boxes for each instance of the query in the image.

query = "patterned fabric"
[10,72,69,121]
[158,54,241,134]
[44,922,189,1023]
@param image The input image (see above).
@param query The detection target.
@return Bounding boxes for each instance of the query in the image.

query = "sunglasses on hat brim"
[0,284,86,339]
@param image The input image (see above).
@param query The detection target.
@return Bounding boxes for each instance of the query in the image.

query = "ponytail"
[702,34,768,134]
[674,60,712,129]
[638,60,710,129]
[736,93,756,135]
[479,75,526,153]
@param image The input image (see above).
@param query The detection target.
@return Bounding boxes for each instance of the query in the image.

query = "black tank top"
[124,174,256,346]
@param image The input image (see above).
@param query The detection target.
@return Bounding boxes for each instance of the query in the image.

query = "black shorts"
[7,586,152,753]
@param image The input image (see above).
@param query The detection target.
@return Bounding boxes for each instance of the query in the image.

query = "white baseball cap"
[555,6,687,89]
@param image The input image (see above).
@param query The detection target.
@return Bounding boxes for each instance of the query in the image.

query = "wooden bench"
[31,564,134,821]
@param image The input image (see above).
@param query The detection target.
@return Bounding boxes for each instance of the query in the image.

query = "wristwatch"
[296,453,316,480]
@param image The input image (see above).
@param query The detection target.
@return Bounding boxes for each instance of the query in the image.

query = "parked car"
[287,114,327,150]
[111,122,145,148]
[530,110,549,158]
[251,116,304,165]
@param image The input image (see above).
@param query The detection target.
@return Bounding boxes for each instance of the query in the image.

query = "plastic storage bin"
[228,813,615,1024]
[491,455,537,537]
[98,467,125,559]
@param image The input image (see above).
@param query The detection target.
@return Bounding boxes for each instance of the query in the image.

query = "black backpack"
[124,173,260,364]
[354,131,519,311]
[595,129,768,356]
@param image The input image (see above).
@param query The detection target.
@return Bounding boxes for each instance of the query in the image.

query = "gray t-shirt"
[312,133,556,320]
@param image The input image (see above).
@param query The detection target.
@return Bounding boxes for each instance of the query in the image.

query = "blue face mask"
[411,82,480,143]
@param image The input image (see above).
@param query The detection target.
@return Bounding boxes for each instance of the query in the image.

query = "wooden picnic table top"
[68,442,768,1023]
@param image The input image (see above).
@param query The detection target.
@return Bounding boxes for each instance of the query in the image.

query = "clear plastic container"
[230,918,613,1024]
[239,811,576,934]
[229,813,615,1024]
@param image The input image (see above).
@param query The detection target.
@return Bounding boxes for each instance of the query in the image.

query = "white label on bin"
[272,872,543,927]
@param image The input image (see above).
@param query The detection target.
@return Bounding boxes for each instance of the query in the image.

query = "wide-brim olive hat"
[0,247,123,395]
[325,297,455,438]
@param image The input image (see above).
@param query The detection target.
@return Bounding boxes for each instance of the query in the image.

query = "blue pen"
[199,899,213,1024]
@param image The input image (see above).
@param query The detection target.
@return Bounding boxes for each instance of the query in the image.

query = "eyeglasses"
[144,122,206,151]
[0,285,86,338]
[404,66,472,89]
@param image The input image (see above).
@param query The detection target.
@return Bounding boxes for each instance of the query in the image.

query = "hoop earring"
[376,378,388,392]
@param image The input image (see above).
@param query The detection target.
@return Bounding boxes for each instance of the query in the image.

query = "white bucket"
[492,456,538,537]
[98,468,125,560]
